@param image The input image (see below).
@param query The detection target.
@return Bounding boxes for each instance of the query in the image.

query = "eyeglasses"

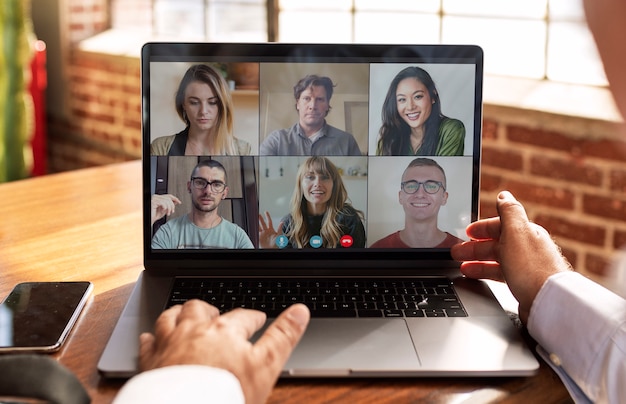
[401,180,445,194]
[190,177,226,193]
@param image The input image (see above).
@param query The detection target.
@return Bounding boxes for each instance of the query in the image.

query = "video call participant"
[259,75,362,156]
[150,64,251,156]
[376,66,465,156]
[151,159,253,249]
[258,156,365,248]
[371,158,463,248]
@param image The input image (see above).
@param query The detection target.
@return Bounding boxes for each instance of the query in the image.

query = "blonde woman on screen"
[150,64,251,156]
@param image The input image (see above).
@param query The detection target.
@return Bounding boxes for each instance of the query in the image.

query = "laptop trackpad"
[280,318,420,375]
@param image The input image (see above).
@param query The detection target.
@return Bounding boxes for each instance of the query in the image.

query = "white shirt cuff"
[113,365,244,404]
[528,271,626,402]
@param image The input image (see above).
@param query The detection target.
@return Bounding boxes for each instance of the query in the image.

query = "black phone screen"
[0,281,93,352]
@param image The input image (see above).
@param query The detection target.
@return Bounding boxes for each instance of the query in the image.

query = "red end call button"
[340,235,353,248]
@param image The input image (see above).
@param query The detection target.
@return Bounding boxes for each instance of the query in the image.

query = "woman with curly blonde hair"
[259,156,365,249]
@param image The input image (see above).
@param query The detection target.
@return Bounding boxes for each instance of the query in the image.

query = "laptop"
[98,42,539,378]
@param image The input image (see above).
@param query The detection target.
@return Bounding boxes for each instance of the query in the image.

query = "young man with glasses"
[151,159,254,249]
[370,157,463,248]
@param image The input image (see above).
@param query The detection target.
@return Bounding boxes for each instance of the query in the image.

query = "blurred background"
[3,0,625,286]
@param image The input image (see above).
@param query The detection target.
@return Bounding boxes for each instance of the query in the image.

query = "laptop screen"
[142,43,482,271]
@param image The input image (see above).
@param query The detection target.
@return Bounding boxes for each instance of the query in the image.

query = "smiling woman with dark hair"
[376,66,465,156]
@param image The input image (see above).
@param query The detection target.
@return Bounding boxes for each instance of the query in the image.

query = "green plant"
[0,0,34,182]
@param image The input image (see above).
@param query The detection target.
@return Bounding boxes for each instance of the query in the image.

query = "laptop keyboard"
[166,278,467,318]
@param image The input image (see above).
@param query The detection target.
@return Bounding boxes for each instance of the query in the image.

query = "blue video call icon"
[309,235,323,248]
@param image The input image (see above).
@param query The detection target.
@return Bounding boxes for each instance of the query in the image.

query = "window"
[110,0,607,87]
[111,0,268,42]
[277,0,607,87]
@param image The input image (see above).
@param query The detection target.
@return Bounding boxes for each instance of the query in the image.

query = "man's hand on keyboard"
[138,300,310,404]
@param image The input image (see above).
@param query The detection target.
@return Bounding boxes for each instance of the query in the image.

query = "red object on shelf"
[29,40,47,176]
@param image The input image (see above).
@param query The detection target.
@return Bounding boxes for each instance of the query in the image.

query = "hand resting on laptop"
[451,190,626,402]
[450,190,571,323]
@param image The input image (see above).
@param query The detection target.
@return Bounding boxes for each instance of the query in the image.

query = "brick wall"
[67,0,108,43]
[47,0,143,171]
[48,50,141,171]
[481,105,626,279]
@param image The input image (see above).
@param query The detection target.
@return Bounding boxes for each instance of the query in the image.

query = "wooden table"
[0,161,572,403]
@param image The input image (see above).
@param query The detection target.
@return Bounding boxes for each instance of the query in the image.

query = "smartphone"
[0,281,93,352]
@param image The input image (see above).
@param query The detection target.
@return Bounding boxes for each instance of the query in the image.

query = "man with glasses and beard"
[151,159,253,249]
